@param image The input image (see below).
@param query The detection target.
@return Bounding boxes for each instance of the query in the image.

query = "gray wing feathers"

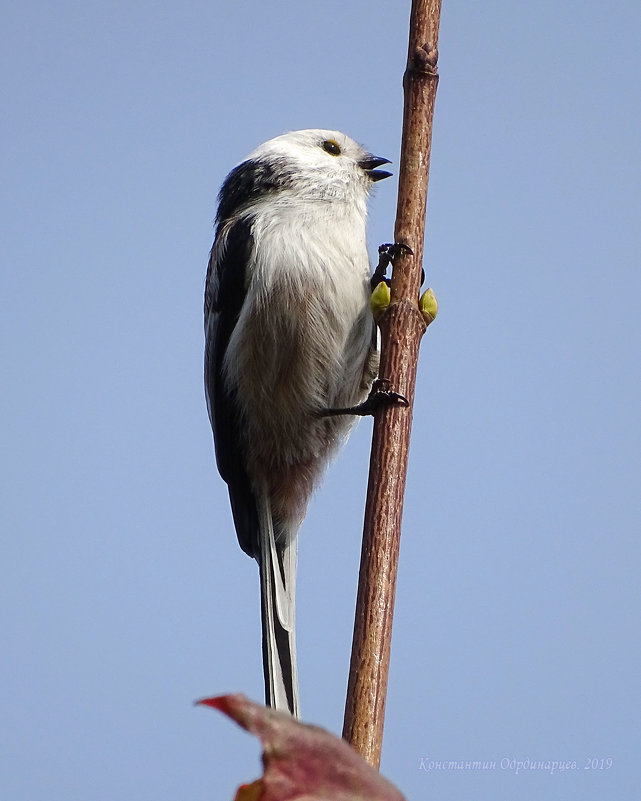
[205,218,260,557]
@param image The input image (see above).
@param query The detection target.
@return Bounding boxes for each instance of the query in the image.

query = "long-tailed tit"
[204,129,391,717]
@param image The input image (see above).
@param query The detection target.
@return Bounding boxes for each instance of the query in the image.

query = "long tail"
[256,492,300,718]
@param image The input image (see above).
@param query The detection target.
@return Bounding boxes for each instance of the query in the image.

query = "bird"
[204,129,392,717]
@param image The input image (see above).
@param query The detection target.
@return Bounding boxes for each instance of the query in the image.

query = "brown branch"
[342,0,442,768]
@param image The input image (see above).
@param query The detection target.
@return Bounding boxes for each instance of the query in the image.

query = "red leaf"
[197,694,407,801]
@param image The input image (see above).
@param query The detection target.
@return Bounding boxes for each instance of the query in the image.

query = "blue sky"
[2,1,639,799]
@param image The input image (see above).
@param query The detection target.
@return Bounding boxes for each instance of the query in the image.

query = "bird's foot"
[322,379,409,417]
[370,243,414,290]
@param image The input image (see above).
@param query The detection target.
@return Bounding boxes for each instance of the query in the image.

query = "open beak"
[359,155,393,182]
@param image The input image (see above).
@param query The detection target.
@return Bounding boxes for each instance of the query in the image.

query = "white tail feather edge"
[257,491,300,718]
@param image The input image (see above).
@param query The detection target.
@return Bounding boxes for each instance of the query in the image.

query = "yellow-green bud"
[370,281,391,322]
[419,288,438,325]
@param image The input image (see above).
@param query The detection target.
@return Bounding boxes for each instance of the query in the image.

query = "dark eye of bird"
[322,139,341,156]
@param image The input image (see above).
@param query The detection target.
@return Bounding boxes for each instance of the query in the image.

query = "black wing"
[204,217,260,558]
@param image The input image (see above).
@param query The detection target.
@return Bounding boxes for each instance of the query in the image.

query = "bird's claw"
[378,242,414,260]
[322,378,409,418]
[370,243,414,289]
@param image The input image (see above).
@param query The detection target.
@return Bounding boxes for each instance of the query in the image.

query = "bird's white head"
[217,129,391,223]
